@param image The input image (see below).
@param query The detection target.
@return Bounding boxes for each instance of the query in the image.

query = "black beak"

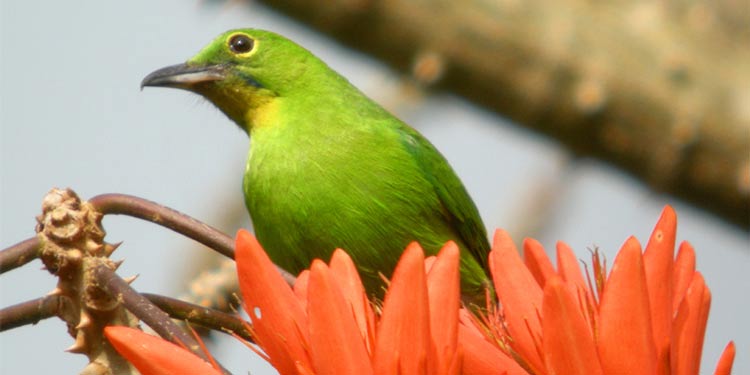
[141,63,227,89]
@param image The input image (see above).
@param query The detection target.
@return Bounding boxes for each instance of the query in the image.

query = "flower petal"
[671,272,711,375]
[235,230,311,374]
[426,241,461,375]
[489,229,544,373]
[713,341,736,375]
[555,241,597,330]
[555,242,587,290]
[374,242,433,374]
[523,238,556,288]
[329,249,376,354]
[104,326,221,375]
[424,255,437,273]
[294,270,310,311]
[458,323,528,375]
[542,277,603,375]
[597,237,657,375]
[643,205,676,368]
[673,241,696,313]
[307,259,374,375]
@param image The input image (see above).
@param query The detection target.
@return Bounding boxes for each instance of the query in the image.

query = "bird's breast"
[242,125,447,272]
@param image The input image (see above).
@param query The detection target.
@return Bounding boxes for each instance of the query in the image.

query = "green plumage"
[142,29,490,298]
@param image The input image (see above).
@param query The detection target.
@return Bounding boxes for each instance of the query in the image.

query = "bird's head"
[142,29,319,132]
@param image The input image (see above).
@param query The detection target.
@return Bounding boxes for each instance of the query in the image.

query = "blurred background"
[1,1,747,374]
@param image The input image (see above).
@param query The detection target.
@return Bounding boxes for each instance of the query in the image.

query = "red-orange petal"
[426,241,461,375]
[673,241,696,314]
[556,242,587,290]
[671,272,711,375]
[555,241,598,329]
[597,236,657,375]
[104,326,221,375]
[374,242,433,374]
[424,255,437,273]
[489,230,544,373]
[643,205,676,367]
[458,323,529,375]
[329,249,376,354]
[235,230,311,374]
[542,277,603,375]
[295,362,315,375]
[294,270,310,311]
[713,341,736,375]
[523,238,556,288]
[449,345,464,375]
[307,259,374,375]
[458,308,484,337]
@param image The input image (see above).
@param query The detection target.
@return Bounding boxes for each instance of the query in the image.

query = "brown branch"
[87,193,297,284]
[34,188,140,373]
[5,189,238,373]
[0,237,40,274]
[254,0,750,229]
[143,293,253,342]
[91,265,206,356]
[89,194,236,259]
[0,295,68,331]
[93,266,234,374]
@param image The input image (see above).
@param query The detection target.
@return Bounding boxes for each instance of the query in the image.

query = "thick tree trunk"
[256,0,750,229]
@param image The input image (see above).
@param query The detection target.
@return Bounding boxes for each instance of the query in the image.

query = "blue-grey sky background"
[1,1,747,374]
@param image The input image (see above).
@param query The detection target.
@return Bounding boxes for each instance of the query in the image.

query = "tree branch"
[89,194,236,259]
[87,193,297,284]
[0,237,40,274]
[253,0,750,229]
[0,295,68,331]
[143,293,253,342]
[91,265,210,359]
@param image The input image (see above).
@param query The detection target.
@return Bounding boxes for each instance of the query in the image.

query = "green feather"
[142,29,491,299]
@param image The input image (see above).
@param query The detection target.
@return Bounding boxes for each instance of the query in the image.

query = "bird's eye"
[229,34,254,54]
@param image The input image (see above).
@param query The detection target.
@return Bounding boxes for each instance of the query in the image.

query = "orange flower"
[235,230,465,374]
[106,206,735,375]
[104,326,222,375]
[474,205,736,375]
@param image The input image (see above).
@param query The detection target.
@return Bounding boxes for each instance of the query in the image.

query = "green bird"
[142,29,491,299]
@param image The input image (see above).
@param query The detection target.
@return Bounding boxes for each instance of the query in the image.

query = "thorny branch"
[88,193,296,284]
[0,295,68,332]
[91,264,209,357]
[0,188,300,374]
[0,292,253,345]
[89,194,236,260]
[142,293,253,342]
[0,237,40,274]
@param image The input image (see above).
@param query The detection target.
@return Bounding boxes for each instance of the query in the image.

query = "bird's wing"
[398,124,491,268]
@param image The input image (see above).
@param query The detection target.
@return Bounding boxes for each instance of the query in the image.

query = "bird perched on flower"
[142,29,490,299]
